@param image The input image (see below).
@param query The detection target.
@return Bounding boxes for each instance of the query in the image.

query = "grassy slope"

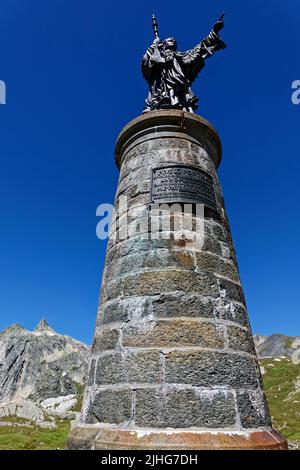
[0,419,70,450]
[260,358,300,440]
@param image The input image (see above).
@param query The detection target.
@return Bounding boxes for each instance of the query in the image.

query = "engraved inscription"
[151,165,218,212]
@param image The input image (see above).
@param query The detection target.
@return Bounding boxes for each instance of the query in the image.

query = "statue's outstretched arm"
[180,17,226,83]
[182,17,226,63]
[200,19,226,59]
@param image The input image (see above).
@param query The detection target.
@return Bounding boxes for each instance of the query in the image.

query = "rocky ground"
[0,326,299,450]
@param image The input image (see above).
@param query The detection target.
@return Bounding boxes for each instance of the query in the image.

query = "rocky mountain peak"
[1,323,28,335]
[254,333,300,363]
[0,321,90,405]
[33,319,56,335]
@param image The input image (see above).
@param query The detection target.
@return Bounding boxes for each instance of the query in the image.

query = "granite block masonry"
[67,110,287,450]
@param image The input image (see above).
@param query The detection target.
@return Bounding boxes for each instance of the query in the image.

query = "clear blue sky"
[0,0,299,344]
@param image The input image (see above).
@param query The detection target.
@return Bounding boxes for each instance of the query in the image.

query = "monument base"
[67,425,288,450]
[68,111,287,452]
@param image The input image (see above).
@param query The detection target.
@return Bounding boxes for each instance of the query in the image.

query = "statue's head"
[162,37,177,51]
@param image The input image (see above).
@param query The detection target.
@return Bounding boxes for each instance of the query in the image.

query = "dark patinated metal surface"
[142,14,226,113]
[151,165,218,212]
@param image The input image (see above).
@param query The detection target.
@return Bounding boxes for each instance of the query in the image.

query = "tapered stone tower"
[68,110,287,449]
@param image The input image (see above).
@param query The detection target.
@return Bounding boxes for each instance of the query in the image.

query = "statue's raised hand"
[213,12,225,34]
[213,20,224,34]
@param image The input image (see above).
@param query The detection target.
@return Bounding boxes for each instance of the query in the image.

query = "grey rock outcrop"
[0,320,90,404]
[254,334,300,362]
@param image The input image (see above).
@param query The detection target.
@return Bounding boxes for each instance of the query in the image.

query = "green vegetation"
[0,419,70,450]
[260,358,300,440]
[74,383,85,412]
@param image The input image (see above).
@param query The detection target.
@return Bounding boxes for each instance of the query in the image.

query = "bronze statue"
[142,14,226,113]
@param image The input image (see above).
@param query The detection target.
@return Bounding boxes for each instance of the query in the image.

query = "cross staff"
[152,14,159,40]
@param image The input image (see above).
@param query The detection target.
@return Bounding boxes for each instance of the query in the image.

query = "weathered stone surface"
[98,300,130,325]
[218,278,245,304]
[98,297,151,325]
[106,222,228,262]
[121,146,217,180]
[209,220,227,242]
[105,249,195,280]
[152,293,214,319]
[106,236,176,263]
[122,320,224,349]
[237,390,271,428]
[120,270,219,298]
[92,328,120,353]
[135,387,236,428]
[95,353,125,384]
[85,389,132,425]
[150,137,190,151]
[67,427,100,450]
[117,166,149,194]
[195,251,239,282]
[118,192,149,208]
[95,351,162,384]
[227,325,256,355]
[124,351,162,383]
[122,141,149,161]
[165,351,259,388]
[213,300,250,328]
[202,232,222,255]
[117,180,150,201]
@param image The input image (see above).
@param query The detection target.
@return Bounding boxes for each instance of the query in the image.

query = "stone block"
[218,278,245,305]
[152,293,214,319]
[120,270,219,298]
[122,319,224,349]
[210,221,227,242]
[195,251,239,282]
[123,141,149,161]
[227,325,256,355]
[213,300,250,328]
[98,297,151,325]
[105,249,195,280]
[135,387,236,428]
[202,233,222,255]
[237,390,271,428]
[67,427,100,450]
[85,389,132,425]
[92,328,120,353]
[149,137,190,151]
[165,351,259,388]
[95,351,162,385]
[117,167,148,194]
[95,353,125,384]
[106,237,176,264]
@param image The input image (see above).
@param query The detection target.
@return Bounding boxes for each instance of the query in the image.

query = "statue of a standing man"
[142,14,226,113]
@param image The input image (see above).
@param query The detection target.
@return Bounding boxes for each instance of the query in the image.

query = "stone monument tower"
[68,16,287,450]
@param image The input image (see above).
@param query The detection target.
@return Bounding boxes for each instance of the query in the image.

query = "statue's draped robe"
[142,30,226,112]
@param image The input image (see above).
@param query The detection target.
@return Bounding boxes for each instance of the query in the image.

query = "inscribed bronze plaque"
[151,165,218,212]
